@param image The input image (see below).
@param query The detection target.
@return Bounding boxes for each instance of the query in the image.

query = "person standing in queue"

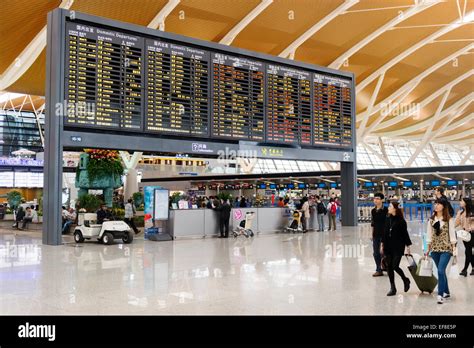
[381,201,411,296]
[315,196,327,232]
[435,187,454,217]
[327,198,337,231]
[213,199,231,238]
[371,193,388,277]
[455,197,474,277]
[427,199,457,304]
[301,196,310,233]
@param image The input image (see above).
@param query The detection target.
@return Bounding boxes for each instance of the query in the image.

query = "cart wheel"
[74,230,84,243]
[102,232,114,245]
[122,231,133,244]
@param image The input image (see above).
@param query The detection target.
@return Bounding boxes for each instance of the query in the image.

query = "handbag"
[456,230,471,242]
[417,256,434,277]
[381,255,388,271]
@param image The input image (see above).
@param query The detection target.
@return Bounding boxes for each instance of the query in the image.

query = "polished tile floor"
[0,221,472,315]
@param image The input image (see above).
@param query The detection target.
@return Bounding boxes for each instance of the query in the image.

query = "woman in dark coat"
[381,201,412,296]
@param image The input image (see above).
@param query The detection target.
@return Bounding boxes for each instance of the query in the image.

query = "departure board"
[65,22,143,130]
[313,74,352,147]
[62,16,354,150]
[266,65,312,145]
[145,40,209,136]
[211,53,265,141]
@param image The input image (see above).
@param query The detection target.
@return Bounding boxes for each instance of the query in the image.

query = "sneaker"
[443,293,450,299]
[470,270,474,276]
[437,295,445,304]
[372,271,384,277]
[459,270,467,277]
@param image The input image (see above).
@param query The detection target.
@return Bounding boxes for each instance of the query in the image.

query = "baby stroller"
[233,211,255,238]
[284,209,303,233]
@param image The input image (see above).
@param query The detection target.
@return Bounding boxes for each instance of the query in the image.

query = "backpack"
[330,203,337,215]
[317,202,326,215]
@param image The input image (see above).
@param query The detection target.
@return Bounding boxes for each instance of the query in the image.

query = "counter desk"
[169,207,308,239]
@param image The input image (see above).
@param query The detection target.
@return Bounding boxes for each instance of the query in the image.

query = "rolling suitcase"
[406,254,437,294]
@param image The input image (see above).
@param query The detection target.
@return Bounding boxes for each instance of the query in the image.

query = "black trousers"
[386,253,408,287]
[462,236,474,271]
[219,218,229,237]
[21,217,32,229]
[124,218,139,233]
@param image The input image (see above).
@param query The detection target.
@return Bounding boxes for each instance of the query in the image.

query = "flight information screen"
[145,40,209,136]
[65,22,143,130]
[211,53,265,141]
[313,73,352,147]
[63,19,354,149]
[266,65,312,145]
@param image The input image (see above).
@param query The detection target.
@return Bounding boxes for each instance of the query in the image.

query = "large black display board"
[64,20,354,149]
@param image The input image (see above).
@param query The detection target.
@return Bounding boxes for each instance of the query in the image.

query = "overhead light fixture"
[392,175,409,181]
[434,172,452,181]
[319,178,335,183]
[358,178,370,182]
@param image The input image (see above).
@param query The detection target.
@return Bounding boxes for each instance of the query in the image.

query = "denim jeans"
[430,251,451,296]
[373,237,382,272]
[317,214,325,231]
[62,220,72,234]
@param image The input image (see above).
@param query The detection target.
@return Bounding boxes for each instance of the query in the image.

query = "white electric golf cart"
[73,213,133,245]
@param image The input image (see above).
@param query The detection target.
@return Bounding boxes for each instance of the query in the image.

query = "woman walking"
[455,197,474,277]
[426,199,457,304]
[381,201,412,296]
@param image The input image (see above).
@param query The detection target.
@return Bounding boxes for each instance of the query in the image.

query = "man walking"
[371,193,388,277]
[125,198,140,234]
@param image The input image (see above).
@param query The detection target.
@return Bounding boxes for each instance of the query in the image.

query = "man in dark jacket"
[435,187,454,217]
[371,193,388,277]
[97,205,112,224]
[213,199,231,238]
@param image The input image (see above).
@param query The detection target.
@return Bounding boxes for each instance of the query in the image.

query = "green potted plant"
[7,190,22,210]
[76,194,103,213]
[217,192,232,202]
[132,192,144,208]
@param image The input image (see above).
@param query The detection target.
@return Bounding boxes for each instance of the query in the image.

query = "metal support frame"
[376,94,473,137]
[43,10,65,246]
[0,0,73,91]
[373,69,473,131]
[460,146,473,164]
[279,0,359,59]
[356,43,474,124]
[43,9,359,245]
[329,1,438,69]
[219,0,273,45]
[357,73,384,139]
[356,11,473,93]
[147,0,180,31]
[405,88,451,166]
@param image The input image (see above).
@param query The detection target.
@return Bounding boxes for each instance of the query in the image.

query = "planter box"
[4,214,14,221]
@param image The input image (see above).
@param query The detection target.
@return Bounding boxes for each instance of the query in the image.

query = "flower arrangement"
[83,149,124,180]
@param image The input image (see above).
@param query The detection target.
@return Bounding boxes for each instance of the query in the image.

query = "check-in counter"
[169,207,295,239]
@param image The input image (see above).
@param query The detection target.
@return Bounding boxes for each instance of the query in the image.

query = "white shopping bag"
[417,256,434,277]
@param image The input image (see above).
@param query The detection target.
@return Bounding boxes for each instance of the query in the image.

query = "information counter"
[169,207,299,238]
